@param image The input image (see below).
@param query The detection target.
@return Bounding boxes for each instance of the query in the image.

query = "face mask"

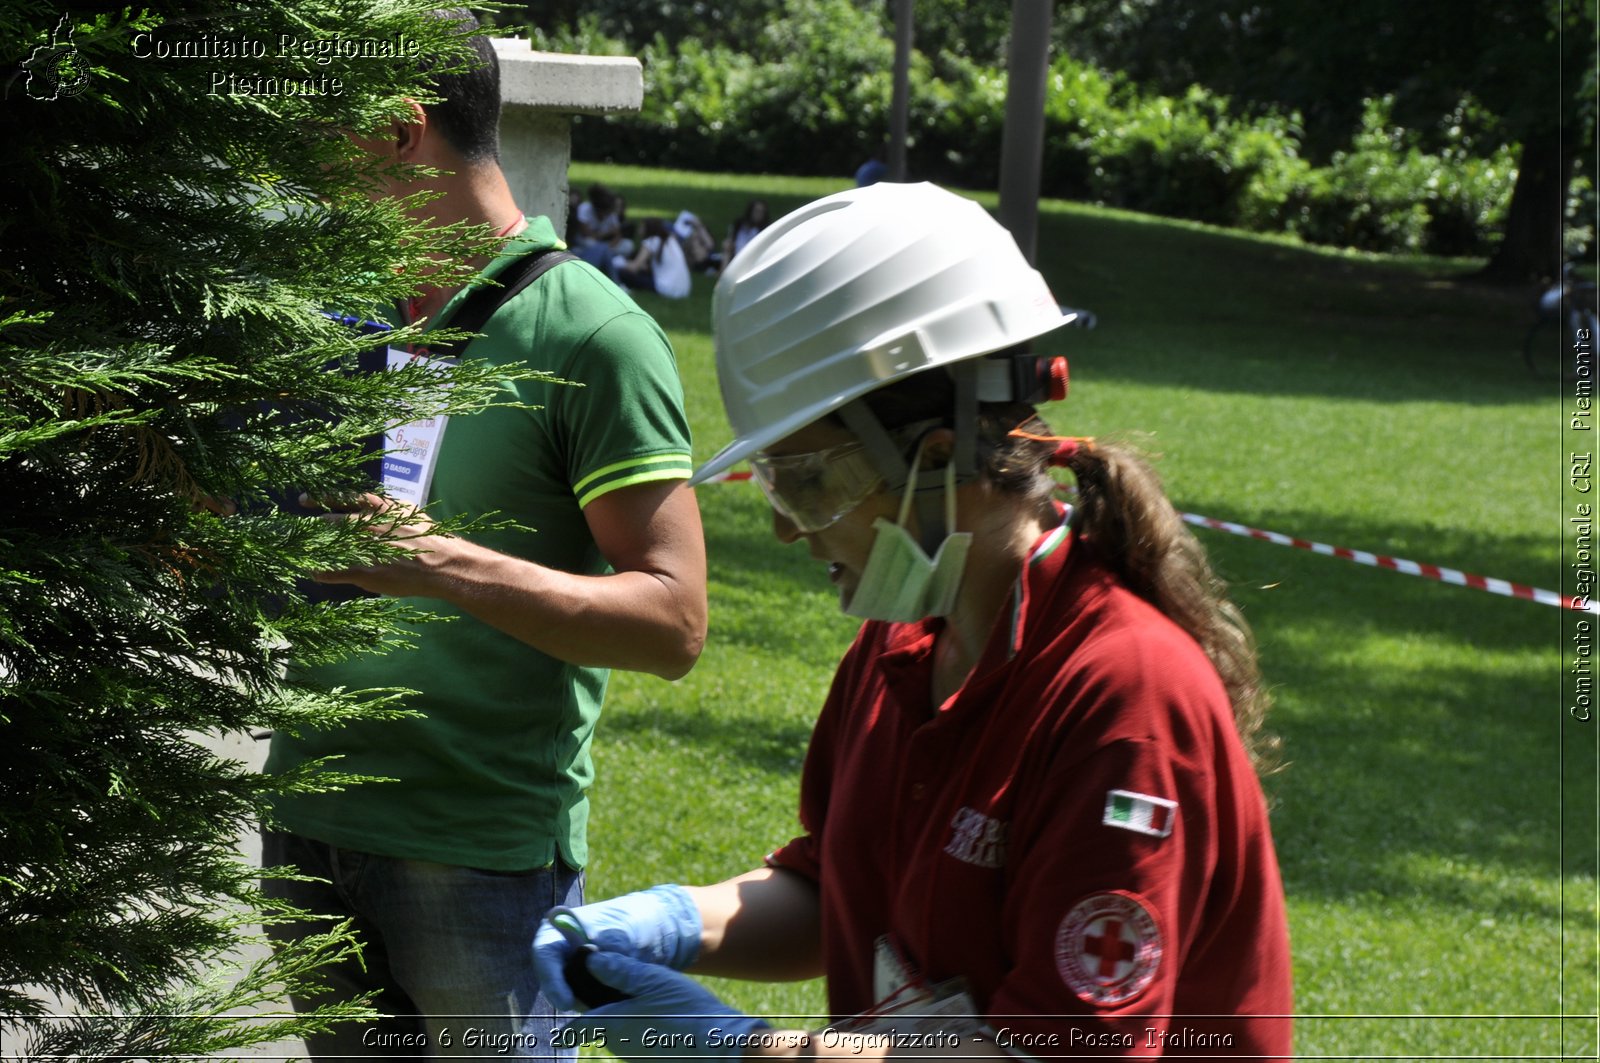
[845,441,972,623]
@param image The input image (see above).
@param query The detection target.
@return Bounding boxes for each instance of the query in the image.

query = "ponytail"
[1056,437,1278,773]
[846,369,1278,772]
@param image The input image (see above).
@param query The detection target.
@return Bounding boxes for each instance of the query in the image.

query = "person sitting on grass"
[533,181,1293,1060]
[572,181,632,268]
[722,198,770,268]
[611,217,691,300]
[673,209,720,273]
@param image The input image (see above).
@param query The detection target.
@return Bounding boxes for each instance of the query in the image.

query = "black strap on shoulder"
[296,248,578,606]
[421,247,580,358]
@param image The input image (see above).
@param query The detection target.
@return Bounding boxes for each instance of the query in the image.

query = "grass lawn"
[570,161,1595,1058]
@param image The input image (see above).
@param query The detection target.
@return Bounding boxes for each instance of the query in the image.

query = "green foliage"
[542,9,1522,258]
[734,0,895,171]
[18,928,381,1059]
[509,0,781,53]
[0,1,550,1051]
[1272,97,1519,255]
[523,12,632,57]
[907,50,1008,188]
[545,0,893,178]
[1073,83,1275,225]
[1057,0,1582,154]
[1054,0,1589,278]
[909,0,1015,72]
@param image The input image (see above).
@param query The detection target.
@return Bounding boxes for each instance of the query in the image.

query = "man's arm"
[315,478,707,680]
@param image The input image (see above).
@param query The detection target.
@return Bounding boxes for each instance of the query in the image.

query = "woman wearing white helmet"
[534,183,1292,1060]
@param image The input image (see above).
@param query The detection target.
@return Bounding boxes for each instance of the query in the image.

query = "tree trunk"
[889,0,913,181]
[997,0,1053,264]
[1481,124,1577,285]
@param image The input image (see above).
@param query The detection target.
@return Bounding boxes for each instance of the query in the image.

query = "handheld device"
[548,909,632,1009]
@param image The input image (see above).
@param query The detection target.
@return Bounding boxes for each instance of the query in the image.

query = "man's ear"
[393,99,429,161]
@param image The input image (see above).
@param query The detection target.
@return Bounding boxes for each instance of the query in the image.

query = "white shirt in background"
[643,234,691,299]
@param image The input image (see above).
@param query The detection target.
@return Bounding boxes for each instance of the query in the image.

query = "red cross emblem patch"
[1055,892,1163,1006]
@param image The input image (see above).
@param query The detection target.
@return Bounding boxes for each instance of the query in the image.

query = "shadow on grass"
[1193,511,1572,916]
[691,485,1574,915]
[1264,654,1563,919]
[699,488,862,667]
[581,165,1552,410]
[601,489,849,777]
[1186,503,1561,649]
[601,697,817,779]
[1034,208,1548,408]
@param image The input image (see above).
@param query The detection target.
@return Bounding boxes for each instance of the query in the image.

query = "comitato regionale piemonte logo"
[22,15,90,100]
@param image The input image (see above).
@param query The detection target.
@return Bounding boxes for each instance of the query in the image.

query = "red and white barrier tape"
[1176,513,1591,614]
[702,468,1588,613]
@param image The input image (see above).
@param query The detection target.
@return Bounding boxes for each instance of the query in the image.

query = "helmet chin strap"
[837,361,984,555]
[952,361,980,480]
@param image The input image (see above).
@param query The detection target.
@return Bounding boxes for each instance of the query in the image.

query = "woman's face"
[763,421,898,611]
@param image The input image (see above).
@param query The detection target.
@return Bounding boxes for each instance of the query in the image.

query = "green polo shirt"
[265,216,693,870]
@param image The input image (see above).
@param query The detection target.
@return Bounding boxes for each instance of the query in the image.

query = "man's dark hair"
[419,9,501,163]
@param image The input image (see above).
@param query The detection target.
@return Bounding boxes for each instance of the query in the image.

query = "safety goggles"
[748,441,885,533]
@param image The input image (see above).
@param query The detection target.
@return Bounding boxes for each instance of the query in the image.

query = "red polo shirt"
[768,520,1292,1058]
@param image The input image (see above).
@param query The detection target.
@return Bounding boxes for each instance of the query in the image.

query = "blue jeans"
[262,831,583,1061]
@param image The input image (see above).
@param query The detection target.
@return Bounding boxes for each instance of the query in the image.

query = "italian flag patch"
[1102,790,1177,838]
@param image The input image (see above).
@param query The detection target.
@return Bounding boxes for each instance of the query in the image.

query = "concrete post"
[490,40,644,234]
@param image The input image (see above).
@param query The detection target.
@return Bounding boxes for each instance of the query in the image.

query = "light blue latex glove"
[563,951,774,1060]
[533,884,702,1011]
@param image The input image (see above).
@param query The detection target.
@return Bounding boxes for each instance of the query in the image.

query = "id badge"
[873,935,922,1003]
[381,346,453,507]
[835,938,984,1042]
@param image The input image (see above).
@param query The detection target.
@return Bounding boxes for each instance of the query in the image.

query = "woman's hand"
[562,953,784,1061]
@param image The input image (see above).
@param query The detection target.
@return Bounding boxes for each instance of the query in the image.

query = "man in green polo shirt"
[262,15,706,1060]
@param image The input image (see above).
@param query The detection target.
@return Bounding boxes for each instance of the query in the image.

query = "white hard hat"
[689,182,1076,485]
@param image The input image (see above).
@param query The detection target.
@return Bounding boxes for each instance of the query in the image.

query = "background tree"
[0,2,542,1055]
[517,0,1552,265]
[501,0,780,51]
[1059,0,1596,281]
